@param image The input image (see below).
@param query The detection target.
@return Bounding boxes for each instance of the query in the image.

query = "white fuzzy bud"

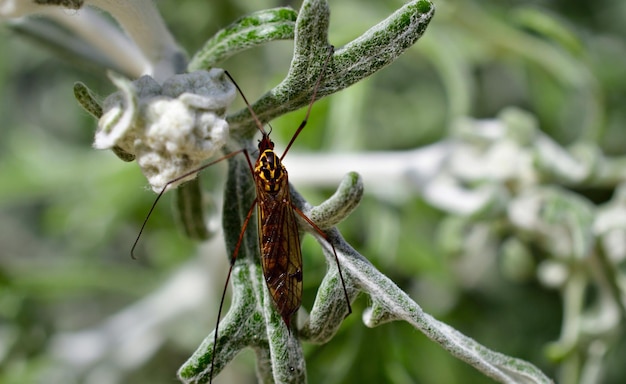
[94,69,236,192]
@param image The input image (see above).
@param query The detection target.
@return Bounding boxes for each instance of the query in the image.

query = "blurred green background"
[1,0,625,383]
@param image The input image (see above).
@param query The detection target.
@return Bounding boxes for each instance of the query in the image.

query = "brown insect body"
[253,134,303,327]
[133,47,351,383]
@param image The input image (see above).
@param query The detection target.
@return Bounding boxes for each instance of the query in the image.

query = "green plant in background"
[2,0,626,383]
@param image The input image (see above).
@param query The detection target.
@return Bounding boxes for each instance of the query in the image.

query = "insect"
[132,46,351,382]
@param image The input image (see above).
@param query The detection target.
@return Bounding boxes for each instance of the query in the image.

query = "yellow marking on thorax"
[255,150,287,193]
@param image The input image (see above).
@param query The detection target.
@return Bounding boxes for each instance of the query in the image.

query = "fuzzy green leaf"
[188,8,298,72]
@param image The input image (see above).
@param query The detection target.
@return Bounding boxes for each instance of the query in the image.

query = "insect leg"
[210,196,258,383]
[131,149,245,259]
[281,45,335,160]
[291,204,352,317]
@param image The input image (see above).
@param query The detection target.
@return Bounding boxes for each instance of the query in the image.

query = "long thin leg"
[291,204,352,316]
[281,45,335,160]
[131,149,245,259]
[210,197,258,384]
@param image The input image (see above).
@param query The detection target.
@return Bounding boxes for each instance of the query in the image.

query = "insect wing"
[256,183,303,326]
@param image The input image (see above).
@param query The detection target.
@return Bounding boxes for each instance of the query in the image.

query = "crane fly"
[131,46,352,383]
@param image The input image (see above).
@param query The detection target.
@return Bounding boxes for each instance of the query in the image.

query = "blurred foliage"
[1,0,626,383]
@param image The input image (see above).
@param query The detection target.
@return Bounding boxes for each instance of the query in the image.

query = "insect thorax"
[254,149,287,193]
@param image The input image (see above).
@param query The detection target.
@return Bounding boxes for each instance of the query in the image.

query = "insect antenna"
[132,69,268,261]
[224,71,267,136]
[209,45,352,382]
[208,72,263,383]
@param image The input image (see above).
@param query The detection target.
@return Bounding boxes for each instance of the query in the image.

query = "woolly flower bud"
[94,69,236,192]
